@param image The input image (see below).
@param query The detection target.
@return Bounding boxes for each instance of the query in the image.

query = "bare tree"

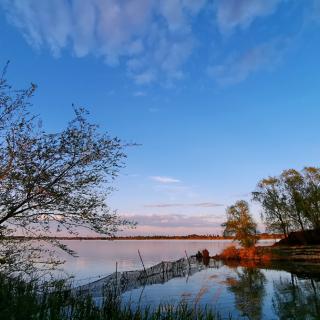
[0,64,135,275]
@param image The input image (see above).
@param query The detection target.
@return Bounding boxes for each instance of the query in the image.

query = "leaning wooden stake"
[185,250,191,268]
[138,249,148,278]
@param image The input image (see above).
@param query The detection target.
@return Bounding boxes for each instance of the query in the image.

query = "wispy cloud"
[1,0,303,86]
[124,213,224,228]
[144,202,223,208]
[310,0,320,24]
[215,0,281,34]
[150,176,180,184]
[133,91,147,97]
[208,38,290,85]
[0,0,207,84]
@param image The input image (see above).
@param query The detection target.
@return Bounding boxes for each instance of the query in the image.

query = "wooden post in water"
[162,261,165,280]
[185,250,191,268]
[138,249,148,278]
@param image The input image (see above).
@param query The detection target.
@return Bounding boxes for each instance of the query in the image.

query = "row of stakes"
[112,249,211,296]
[113,249,193,291]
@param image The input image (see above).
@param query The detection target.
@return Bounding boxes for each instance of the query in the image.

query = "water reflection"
[66,241,319,319]
[103,258,319,319]
[226,267,266,320]
[273,275,320,319]
[59,240,235,284]
[79,256,222,299]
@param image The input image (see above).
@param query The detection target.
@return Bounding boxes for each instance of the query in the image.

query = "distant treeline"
[5,233,282,241]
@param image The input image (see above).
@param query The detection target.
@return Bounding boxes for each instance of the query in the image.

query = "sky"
[1,0,320,236]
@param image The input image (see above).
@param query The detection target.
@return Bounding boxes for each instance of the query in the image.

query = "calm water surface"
[58,240,320,319]
[121,261,320,319]
[60,239,249,283]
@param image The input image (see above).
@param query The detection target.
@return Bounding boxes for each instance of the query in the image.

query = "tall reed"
[0,273,224,320]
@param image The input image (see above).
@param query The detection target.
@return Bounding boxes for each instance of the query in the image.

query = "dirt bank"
[213,245,320,263]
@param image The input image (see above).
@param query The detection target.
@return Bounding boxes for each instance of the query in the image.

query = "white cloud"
[215,0,281,34]
[150,176,181,184]
[208,38,289,85]
[124,213,224,228]
[0,0,206,84]
[144,202,223,208]
[133,70,156,85]
[0,0,294,86]
[133,91,147,97]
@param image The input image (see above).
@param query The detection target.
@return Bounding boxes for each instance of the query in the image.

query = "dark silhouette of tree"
[222,200,257,248]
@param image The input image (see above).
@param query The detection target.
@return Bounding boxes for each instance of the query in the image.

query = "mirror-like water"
[59,239,256,284]
[121,261,320,319]
[58,240,319,319]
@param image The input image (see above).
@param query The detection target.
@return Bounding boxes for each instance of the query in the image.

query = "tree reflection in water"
[273,275,320,320]
[226,267,266,320]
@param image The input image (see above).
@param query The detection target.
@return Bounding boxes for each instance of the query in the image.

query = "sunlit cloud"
[123,213,224,228]
[150,176,181,184]
[144,202,224,208]
[121,213,225,235]
[119,212,265,235]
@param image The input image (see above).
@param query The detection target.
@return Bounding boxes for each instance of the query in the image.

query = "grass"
[218,245,271,263]
[0,273,225,320]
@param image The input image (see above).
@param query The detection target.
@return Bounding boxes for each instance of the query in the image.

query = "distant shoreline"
[5,233,282,241]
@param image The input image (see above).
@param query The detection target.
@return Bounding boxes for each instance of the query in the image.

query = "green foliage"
[253,167,320,235]
[252,176,291,236]
[222,201,257,248]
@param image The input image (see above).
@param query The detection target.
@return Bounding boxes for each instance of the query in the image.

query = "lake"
[60,239,245,284]
[59,240,320,319]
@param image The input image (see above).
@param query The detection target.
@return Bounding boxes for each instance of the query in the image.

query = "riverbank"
[213,244,320,263]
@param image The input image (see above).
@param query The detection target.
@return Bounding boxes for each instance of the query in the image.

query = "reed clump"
[217,246,271,264]
[0,273,223,320]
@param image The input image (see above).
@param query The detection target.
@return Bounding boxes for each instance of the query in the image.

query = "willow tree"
[252,177,291,236]
[301,167,320,230]
[0,64,134,275]
[222,200,257,248]
[280,169,310,232]
[253,167,320,236]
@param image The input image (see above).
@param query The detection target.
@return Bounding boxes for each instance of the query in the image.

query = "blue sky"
[1,0,320,235]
